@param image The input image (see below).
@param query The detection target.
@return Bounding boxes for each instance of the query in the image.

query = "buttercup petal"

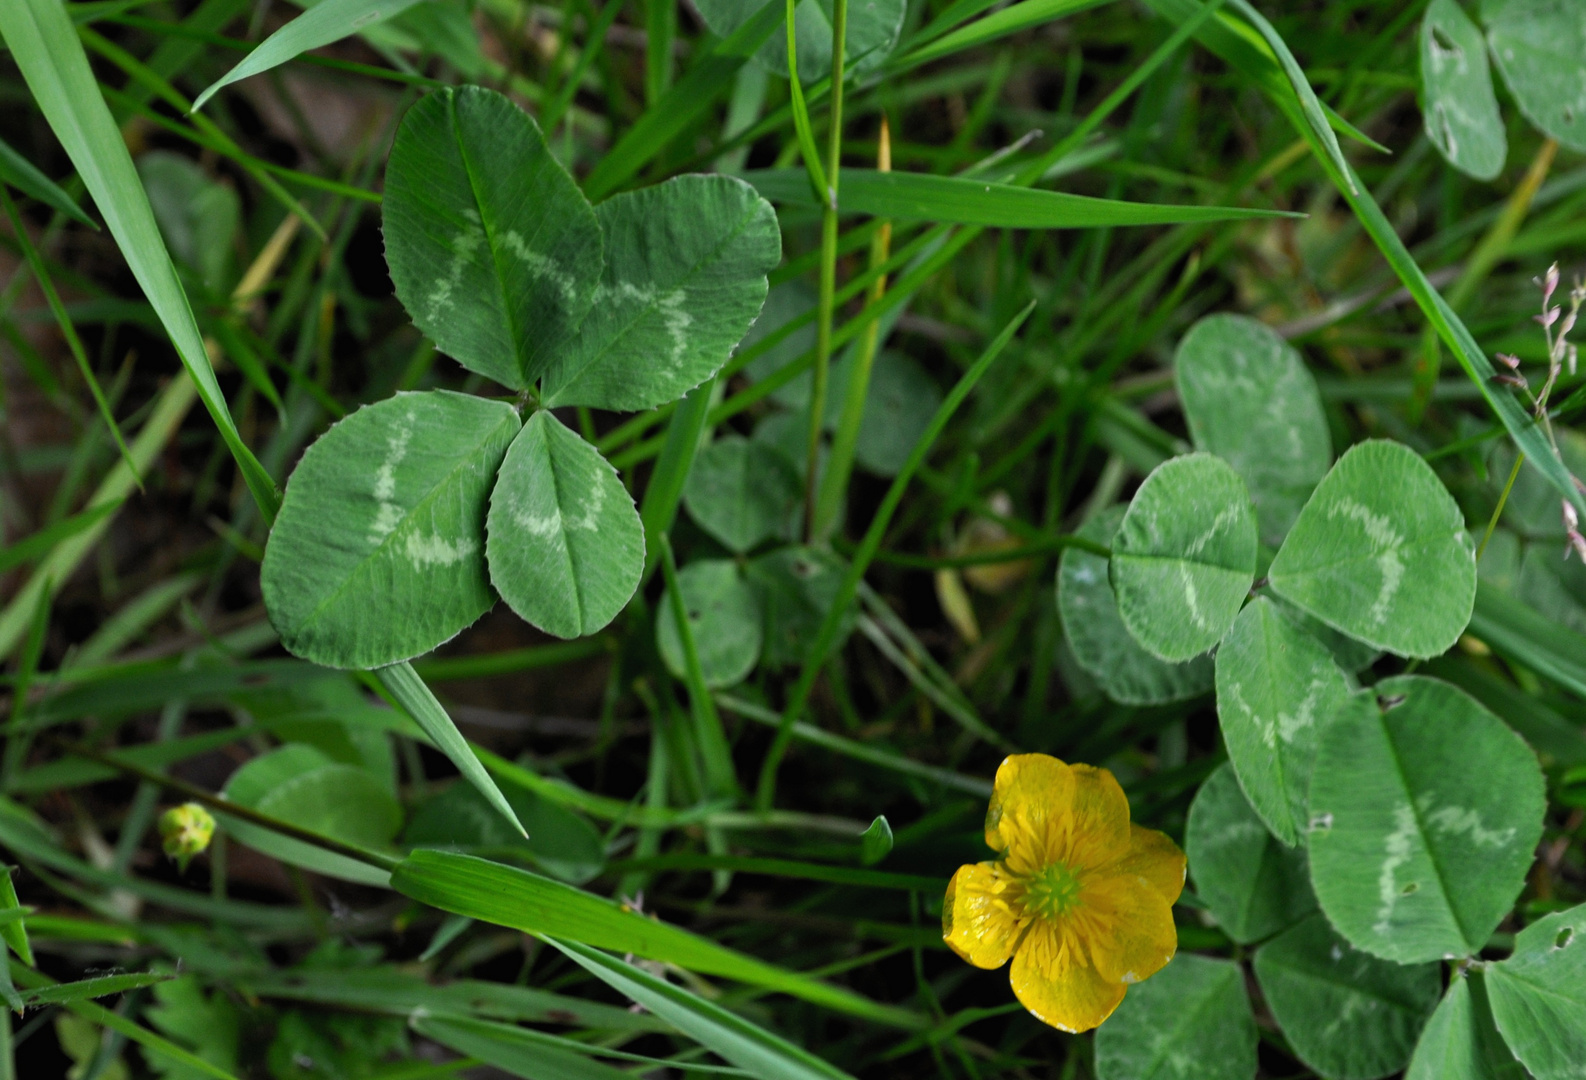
[1009,920,1126,1033]
[985,754,1073,859]
[943,862,1024,969]
[1110,823,1186,906]
[1062,764,1134,871]
[1078,871,1179,985]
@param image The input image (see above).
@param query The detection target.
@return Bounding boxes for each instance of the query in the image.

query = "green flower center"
[1025,860,1081,919]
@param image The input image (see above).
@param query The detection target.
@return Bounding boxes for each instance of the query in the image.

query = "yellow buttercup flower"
[943,754,1185,1033]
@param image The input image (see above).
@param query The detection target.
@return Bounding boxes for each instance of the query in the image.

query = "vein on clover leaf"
[944,753,1185,1033]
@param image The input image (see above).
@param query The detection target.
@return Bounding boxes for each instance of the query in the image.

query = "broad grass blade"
[374,662,526,837]
[745,167,1297,226]
[389,849,921,1027]
[549,938,860,1080]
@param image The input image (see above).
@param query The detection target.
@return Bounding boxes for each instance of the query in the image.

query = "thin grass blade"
[192,0,426,112]
[0,0,280,518]
[0,133,94,227]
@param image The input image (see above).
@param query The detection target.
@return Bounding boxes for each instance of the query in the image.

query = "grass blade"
[894,0,1114,69]
[1468,582,1586,699]
[192,0,426,112]
[744,167,1298,226]
[0,0,281,519]
[1144,0,1586,518]
[0,132,94,228]
[389,849,922,1027]
[547,937,861,1080]
[0,185,138,484]
[0,500,122,576]
[755,302,1034,809]
[584,0,784,200]
[372,662,526,837]
[1224,0,1353,193]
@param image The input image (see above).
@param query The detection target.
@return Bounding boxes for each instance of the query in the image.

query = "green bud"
[158,803,215,873]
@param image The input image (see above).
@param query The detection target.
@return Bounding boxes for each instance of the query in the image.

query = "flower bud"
[158,803,215,873]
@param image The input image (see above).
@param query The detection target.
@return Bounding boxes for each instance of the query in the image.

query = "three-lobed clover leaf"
[265,85,780,661]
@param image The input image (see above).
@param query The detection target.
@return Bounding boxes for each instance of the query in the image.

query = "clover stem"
[804,0,847,539]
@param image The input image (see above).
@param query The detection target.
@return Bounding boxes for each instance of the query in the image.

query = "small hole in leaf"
[687,609,701,620]
[1557,927,1575,949]
[1401,882,1419,896]
[1309,812,1334,833]
[792,559,815,578]
[1378,693,1407,711]
[1431,26,1460,56]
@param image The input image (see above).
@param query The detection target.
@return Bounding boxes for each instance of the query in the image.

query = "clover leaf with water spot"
[1215,596,1354,847]
[1307,676,1546,965]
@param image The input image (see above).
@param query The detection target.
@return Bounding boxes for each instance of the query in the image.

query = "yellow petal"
[1111,823,1186,907]
[1009,920,1126,1033]
[987,755,1133,875]
[943,862,1024,969]
[1078,871,1179,986]
[1063,765,1133,871]
[985,754,1073,856]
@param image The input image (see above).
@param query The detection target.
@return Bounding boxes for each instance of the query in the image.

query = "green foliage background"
[0,0,1583,1078]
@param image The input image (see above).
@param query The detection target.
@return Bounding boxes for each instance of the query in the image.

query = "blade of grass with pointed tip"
[584,0,784,200]
[547,938,861,1080]
[0,133,93,228]
[389,849,922,1028]
[0,0,280,519]
[1225,0,1353,193]
[744,168,1298,226]
[9,966,241,1080]
[192,0,426,112]
[373,663,526,837]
